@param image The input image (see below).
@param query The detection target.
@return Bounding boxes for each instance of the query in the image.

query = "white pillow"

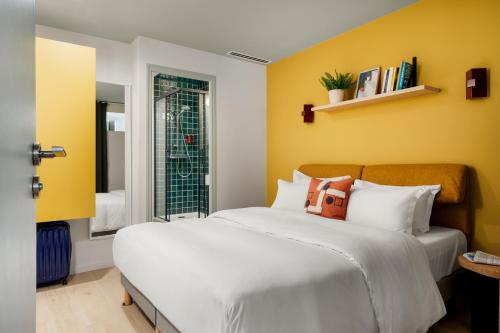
[346,187,424,234]
[293,169,351,184]
[353,179,441,234]
[271,179,308,213]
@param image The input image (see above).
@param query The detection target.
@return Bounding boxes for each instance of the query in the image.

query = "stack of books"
[381,56,417,94]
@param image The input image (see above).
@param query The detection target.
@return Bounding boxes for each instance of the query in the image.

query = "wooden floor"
[430,310,470,333]
[36,267,469,333]
[36,268,154,333]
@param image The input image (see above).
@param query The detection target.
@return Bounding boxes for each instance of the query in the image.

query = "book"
[463,251,500,266]
[381,69,386,93]
[382,69,389,93]
[405,61,414,89]
[386,67,394,92]
[404,62,414,89]
[408,56,417,87]
[397,61,406,90]
[392,67,400,91]
[398,61,413,90]
[386,69,391,93]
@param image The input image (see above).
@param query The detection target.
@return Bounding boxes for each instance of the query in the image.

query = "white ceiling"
[36,0,416,62]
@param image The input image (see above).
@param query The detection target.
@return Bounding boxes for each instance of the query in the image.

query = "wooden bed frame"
[121,163,473,333]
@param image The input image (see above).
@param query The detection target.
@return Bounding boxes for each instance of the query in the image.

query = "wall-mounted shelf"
[312,85,441,112]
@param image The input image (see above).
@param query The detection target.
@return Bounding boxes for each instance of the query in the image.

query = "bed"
[417,226,467,281]
[113,164,471,333]
[91,189,126,234]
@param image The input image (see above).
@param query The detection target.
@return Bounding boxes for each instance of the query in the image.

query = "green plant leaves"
[319,70,355,91]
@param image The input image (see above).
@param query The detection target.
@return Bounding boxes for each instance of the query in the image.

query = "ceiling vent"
[226,51,272,65]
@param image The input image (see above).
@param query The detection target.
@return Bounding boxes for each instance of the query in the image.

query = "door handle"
[32,176,43,198]
[32,143,67,165]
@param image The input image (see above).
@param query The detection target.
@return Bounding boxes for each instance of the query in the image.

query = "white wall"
[132,36,267,223]
[35,26,267,274]
[68,219,114,274]
[107,102,125,113]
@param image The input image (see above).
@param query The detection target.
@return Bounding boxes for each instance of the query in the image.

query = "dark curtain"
[96,101,108,193]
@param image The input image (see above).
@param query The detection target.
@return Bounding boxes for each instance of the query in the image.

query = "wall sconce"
[466,68,487,99]
[302,104,314,123]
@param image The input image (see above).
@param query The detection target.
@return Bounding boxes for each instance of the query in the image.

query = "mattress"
[416,226,467,281]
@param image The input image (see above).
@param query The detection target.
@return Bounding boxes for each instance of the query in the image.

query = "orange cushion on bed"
[304,177,353,220]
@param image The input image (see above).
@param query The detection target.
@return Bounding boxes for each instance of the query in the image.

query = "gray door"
[0,0,36,332]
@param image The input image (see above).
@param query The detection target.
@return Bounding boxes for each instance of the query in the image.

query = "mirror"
[91,81,128,238]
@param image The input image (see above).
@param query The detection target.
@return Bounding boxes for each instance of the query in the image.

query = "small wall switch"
[205,174,210,186]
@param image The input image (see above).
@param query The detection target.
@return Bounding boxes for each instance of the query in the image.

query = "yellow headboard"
[298,163,472,248]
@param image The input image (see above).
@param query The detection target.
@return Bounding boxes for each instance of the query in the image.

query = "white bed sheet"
[114,207,444,333]
[91,190,126,233]
[416,226,467,281]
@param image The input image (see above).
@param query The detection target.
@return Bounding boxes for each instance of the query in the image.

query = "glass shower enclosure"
[153,73,210,221]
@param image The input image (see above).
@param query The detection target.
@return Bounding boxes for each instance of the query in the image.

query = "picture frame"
[355,67,381,98]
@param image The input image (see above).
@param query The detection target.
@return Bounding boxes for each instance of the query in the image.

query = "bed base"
[437,268,467,308]
[121,274,180,333]
[121,269,466,333]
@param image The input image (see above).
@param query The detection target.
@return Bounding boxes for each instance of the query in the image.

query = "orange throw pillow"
[305,177,353,220]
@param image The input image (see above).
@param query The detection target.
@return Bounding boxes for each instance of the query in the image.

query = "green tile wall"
[153,74,209,219]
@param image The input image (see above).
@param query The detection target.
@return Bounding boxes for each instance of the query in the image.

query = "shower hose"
[176,102,193,179]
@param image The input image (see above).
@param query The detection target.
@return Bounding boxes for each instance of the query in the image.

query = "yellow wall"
[267,0,500,254]
[36,38,96,222]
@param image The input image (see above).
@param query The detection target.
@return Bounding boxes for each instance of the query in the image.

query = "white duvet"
[113,207,445,333]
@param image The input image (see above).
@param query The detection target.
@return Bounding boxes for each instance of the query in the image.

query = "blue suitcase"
[36,221,72,287]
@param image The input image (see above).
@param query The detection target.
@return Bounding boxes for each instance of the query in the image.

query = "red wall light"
[302,104,314,123]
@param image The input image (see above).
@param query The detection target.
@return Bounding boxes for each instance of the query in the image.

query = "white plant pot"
[328,89,345,104]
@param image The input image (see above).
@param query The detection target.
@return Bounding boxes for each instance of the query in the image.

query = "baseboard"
[72,260,114,274]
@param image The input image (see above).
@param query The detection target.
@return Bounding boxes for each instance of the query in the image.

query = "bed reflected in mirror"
[91,81,128,239]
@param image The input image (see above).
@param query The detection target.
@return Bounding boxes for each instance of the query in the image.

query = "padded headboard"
[298,163,472,247]
[298,164,363,180]
[361,164,467,204]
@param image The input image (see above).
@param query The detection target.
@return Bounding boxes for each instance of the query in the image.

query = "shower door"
[153,74,210,221]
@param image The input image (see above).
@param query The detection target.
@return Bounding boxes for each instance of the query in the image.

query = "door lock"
[32,176,43,198]
[32,143,67,166]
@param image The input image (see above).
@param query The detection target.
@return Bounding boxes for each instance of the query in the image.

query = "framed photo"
[355,67,380,98]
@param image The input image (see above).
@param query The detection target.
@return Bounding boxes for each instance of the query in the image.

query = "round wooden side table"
[458,255,500,333]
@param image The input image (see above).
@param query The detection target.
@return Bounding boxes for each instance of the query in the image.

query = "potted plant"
[319,70,355,104]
